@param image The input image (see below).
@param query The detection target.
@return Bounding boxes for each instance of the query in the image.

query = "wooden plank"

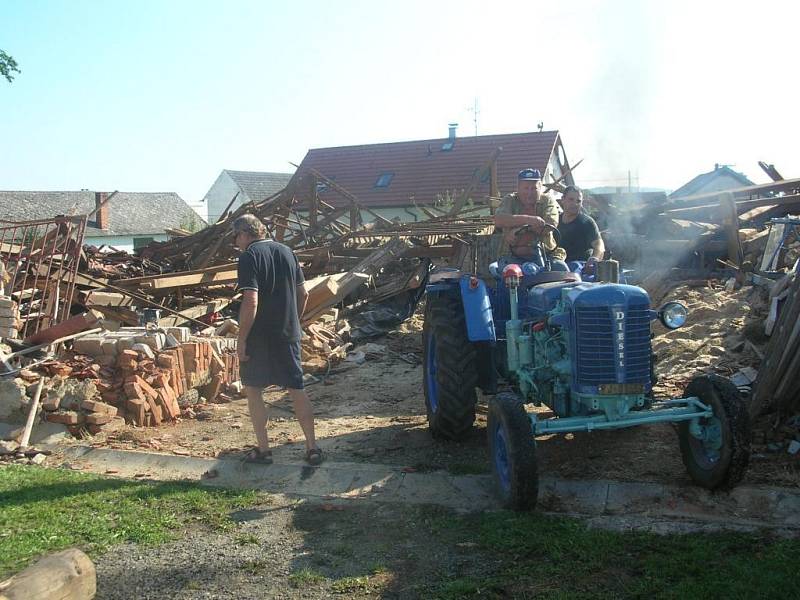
[157,299,231,328]
[720,193,742,266]
[751,275,800,416]
[665,193,800,217]
[304,274,341,311]
[114,263,238,290]
[80,290,134,307]
[302,272,369,325]
[759,222,787,271]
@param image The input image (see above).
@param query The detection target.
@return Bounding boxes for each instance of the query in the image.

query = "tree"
[0,50,20,83]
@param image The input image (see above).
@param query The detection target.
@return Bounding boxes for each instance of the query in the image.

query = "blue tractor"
[422,230,751,510]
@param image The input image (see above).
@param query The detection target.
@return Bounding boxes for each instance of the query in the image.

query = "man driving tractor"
[493,168,568,271]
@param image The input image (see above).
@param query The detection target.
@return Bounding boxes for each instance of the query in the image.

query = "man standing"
[557,185,605,268]
[493,168,567,267]
[233,214,322,465]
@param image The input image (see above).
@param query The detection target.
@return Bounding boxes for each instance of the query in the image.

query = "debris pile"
[2,161,800,462]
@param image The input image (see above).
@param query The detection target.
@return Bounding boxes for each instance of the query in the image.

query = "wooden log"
[0,548,96,600]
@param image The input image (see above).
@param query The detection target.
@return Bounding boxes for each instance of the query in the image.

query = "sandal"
[305,448,324,466]
[244,448,273,465]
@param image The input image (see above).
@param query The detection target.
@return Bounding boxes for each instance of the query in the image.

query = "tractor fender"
[426,272,496,342]
[459,276,496,342]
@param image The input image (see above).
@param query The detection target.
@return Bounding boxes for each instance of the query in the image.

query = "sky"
[2,0,798,217]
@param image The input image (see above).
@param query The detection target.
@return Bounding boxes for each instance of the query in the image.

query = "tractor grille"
[575,303,651,386]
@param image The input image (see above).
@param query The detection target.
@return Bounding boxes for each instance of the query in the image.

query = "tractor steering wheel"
[513,222,561,246]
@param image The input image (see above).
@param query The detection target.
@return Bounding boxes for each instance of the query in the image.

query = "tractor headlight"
[658,302,688,329]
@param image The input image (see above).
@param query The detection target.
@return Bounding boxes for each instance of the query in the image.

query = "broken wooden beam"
[114,263,238,290]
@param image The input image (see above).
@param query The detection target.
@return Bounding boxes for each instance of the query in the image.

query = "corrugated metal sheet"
[296,131,560,208]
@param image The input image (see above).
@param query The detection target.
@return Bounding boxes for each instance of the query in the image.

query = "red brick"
[45,410,82,425]
[124,381,144,400]
[89,416,125,435]
[125,398,146,426]
[80,400,118,416]
[201,374,224,403]
[156,391,177,420]
[86,412,114,425]
[156,353,176,369]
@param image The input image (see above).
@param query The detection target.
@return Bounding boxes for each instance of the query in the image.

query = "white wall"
[204,171,250,224]
[84,234,169,254]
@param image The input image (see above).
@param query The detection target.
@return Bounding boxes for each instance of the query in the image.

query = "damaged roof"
[295,130,563,208]
[0,191,204,236]
[223,170,293,203]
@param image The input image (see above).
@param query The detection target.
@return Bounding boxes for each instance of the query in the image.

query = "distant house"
[670,164,754,198]
[293,127,574,222]
[0,190,204,253]
[203,170,293,224]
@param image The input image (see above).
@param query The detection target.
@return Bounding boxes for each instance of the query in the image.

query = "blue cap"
[518,168,541,181]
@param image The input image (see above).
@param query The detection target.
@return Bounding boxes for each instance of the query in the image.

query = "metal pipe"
[533,403,712,435]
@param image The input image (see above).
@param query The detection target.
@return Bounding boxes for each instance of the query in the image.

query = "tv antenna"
[468,97,480,136]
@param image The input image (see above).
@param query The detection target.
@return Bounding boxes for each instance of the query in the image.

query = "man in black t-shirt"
[557,186,605,268]
[233,214,322,465]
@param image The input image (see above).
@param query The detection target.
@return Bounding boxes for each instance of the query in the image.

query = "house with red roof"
[293,126,575,222]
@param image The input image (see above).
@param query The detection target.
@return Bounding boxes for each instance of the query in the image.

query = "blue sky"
[2,0,797,213]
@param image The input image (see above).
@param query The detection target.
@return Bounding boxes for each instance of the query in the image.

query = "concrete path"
[62,446,800,531]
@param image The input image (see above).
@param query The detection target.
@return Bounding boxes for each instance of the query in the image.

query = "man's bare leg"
[288,388,317,450]
[245,386,270,452]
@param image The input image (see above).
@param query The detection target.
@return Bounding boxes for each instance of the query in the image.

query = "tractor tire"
[678,374,751,490]
[487,392,538,510]
[422,292,478,440]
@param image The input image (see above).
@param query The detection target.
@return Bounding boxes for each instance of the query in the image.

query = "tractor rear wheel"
[678,374,750,490]
[487,392,538,510]
[422,292,478,440]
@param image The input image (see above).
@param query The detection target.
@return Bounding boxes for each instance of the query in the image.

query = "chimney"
[714,163,720,171]
[95,191,109,230]
[448,123,458,140]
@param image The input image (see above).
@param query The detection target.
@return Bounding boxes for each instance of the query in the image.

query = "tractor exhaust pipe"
[596,258,620,283]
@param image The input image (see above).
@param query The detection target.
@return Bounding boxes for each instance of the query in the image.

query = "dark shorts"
[241,336,304,389]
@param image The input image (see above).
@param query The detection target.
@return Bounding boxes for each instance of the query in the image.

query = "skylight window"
[375,172,394,188]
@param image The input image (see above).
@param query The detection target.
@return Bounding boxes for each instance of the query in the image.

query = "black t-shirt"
[557,212,601,262]
[237,239,305,341]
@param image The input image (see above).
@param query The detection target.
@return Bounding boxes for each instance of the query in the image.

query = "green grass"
[0,465,261,578]
[428,511,800,599]
[235,532,260,545]
[288,567,326,588]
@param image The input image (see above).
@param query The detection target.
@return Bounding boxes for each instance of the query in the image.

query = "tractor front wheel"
[487,392,538,510]
[422,292,478,440]
[678,374,750,490]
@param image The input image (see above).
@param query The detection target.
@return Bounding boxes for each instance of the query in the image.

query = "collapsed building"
[0,142,797,465]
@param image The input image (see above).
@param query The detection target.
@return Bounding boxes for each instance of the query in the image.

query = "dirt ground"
[75,279,799,489]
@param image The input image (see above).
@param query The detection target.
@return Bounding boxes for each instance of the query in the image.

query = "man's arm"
[494,212,546,232]
[590,236,606,260]
[237,290,258,361]
[296,283,309,319]
[538,197,560,251]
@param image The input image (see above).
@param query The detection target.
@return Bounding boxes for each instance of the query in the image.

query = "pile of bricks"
[43,391,126,436]
[0,297,20,340]
[43,327,239,433]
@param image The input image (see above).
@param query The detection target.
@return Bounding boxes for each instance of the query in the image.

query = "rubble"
[1,162,799,469]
